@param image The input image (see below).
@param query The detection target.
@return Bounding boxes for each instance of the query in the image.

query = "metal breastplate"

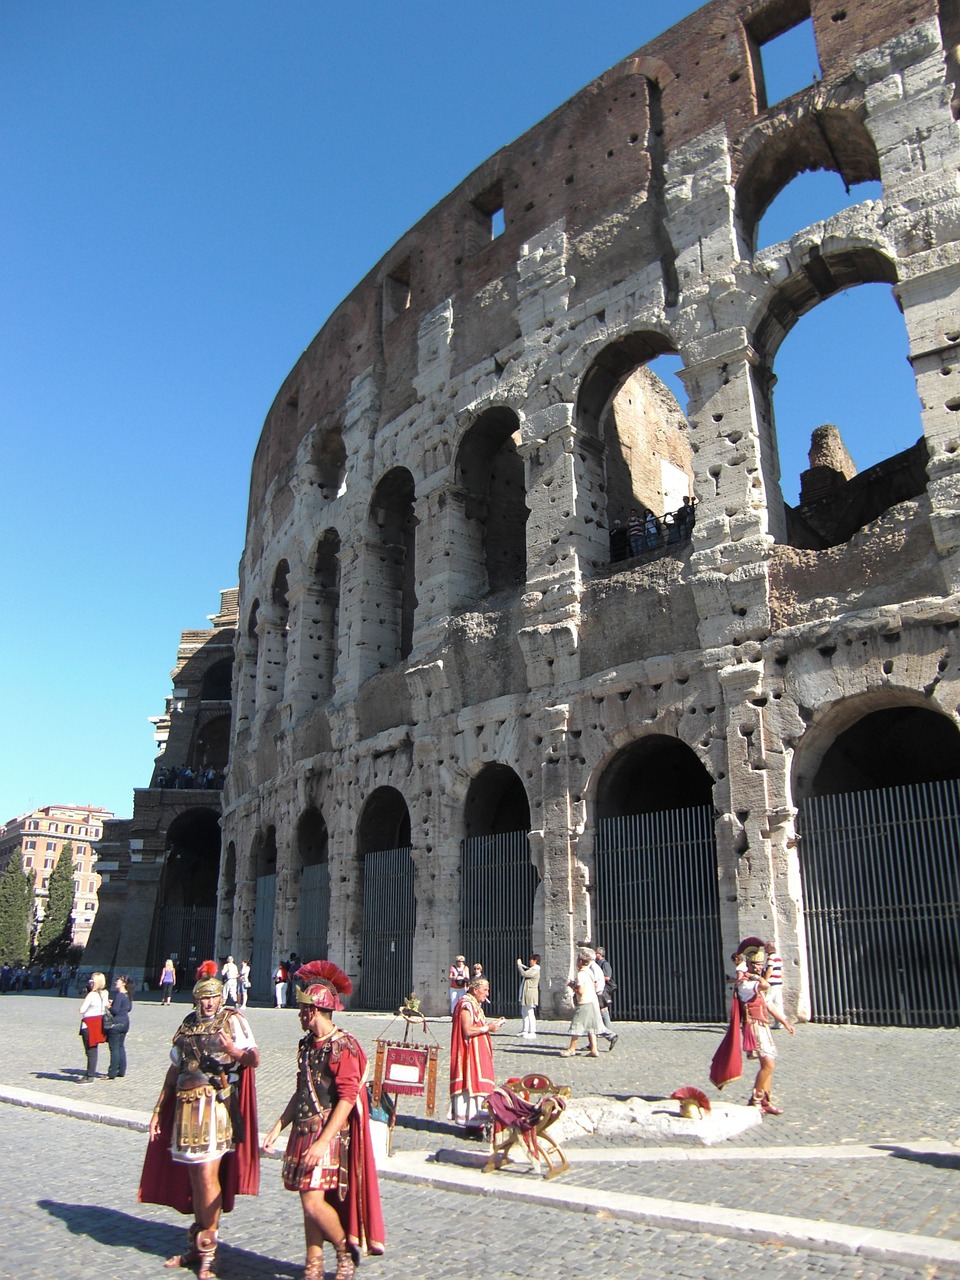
[294,1038,335,1118]
[174,1009,234,1091]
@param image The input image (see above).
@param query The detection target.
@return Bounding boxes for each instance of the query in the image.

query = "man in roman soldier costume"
[139,961,260,1278]
[710,937,795,1114]
[263,960,385,1280]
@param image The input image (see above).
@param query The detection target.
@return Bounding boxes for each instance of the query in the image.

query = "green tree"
[0,847,33,964]
[35,840,76,963]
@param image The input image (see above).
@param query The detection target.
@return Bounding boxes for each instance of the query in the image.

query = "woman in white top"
[560,951,603,1057]
[78,971,109,1082]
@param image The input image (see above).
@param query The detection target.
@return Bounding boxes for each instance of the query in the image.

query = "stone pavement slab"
[1,991,958,1278]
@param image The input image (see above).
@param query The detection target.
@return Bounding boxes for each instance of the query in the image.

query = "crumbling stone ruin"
[87,591,237,989]
[221,0,960,1025]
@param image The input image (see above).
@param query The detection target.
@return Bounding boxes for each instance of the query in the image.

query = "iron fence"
[800,778,960,1026]
[299,861,330,963]
[460,831,538,1019]
[250,872,277,1003]
[358,847,416,1012]
[594,805,725,1022]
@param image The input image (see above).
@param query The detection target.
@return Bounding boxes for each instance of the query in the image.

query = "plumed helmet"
[295,959,353,1012]
[192,959,223,1002]
[738,936,767,966]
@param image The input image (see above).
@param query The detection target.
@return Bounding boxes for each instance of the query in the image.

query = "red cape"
[709,995,743,1090]
[449,997,495,1099]
[338,1069,386,1256]
[138,1065,260,1214]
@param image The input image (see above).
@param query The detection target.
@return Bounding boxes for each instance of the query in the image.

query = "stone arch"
[592,734,722,1020]
[362,467,417,674]
[189,712,230,775]
[311,527,342,698]
[201,658,233,701]
[735,105,881,255]
[454,407,528,603]
[217,839,237,959]
[791,691,960,805]
[309,421,347,498]
[160,808,222,909]
[575,332,694,570]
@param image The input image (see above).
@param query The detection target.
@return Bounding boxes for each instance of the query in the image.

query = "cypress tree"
[35,840,76,963]
[0,848,33,964]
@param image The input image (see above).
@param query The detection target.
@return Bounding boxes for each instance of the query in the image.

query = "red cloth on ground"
[137,1064,260,1215]
[449,995,495,1100]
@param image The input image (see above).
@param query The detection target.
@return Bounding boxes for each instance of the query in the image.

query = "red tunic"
[449,994,495,1103]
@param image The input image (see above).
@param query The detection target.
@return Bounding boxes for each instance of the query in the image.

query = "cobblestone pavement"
[1,1106,954,1280]
[1,992,958,1279]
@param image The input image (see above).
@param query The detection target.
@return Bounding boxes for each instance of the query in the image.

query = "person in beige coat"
[516,954,541,1039]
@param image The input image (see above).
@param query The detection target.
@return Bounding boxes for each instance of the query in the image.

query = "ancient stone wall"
[223,0,960,1021]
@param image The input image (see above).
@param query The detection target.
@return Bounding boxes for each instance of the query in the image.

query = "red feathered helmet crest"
[192,959,223,1002]
[295,960,353,1012]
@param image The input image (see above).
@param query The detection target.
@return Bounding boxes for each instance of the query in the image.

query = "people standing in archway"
[448,954,469,1014]
[221,955,239,1006]
[159,958,176,1005]
[263,960,385,1280]
[139,961,260,1279]
[516,953,541,1039]
[449,976,504,1138]
[560,951,604,1058]
[275,959,290,1009]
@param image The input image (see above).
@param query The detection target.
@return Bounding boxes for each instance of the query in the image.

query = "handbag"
[102,1008,116,1031]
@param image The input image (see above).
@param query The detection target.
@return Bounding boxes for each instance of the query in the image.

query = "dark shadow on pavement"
[876,1145,960,1170]
[33,1068,89,1084]
[37,1201,298,1278]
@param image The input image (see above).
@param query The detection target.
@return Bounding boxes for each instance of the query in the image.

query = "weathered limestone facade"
[87,591,237,989]
[222,0,960,1019]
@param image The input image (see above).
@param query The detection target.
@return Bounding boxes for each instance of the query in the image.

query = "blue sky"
[0,4,923,824]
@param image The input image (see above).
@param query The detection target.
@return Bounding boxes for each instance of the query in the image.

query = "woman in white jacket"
[78,971,109,1082]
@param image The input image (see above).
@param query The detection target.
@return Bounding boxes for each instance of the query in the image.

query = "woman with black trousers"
[107,975,132,1079]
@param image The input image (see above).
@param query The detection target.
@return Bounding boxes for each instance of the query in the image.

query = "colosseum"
[220,0,960,1025]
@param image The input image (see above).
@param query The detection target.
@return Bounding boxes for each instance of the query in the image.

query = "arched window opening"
[747,7,819,110]
[357,787,415,1011]
[310,424,347,498]
[577,336,694,572]
[250,826,278,1000]
[263,563,290,701]
[593,736,721,1021]
[455,408,528,604]
[795,703,960,1026]
[736,110,880,256]
[201,658,233,702]
[461,765,537,1018]
[151,808,222,977]
[367,468,417,669]
[758,170,882,252]
[189,713,230,778]
[297,807,330,962]
[761,280,925,547]
[313,529,341,696]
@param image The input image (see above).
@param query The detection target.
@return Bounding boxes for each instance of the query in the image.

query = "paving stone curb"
[4,1085,959,1274]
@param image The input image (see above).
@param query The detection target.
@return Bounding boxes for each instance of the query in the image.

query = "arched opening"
[356,787,415,1010]
[297,806,330,962]
[576,335,694,572]
[311,422,346,498]
[364,468,417,675]
[735,108,881,256]
[312,528,341,699]
[593,736,722,1020]
[189,713,230,779]
[201,658,233,702]
[263,561,291,703]
[455,408,528,604]
[250,826,278,1000]
[237,600,259,725]
[460,765,538,1017]
[217,839,237,959]
[150,808,221,977]
[796,701,960,1026]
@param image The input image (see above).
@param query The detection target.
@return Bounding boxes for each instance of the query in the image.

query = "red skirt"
[282,1114,346,1193]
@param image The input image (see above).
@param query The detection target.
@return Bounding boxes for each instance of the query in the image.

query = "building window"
[46,842,55,852]
[383,259,412,325]
[27,820,39,831]
[65,825,74,835]
[23,856,32,868]
[25,840,35,850]
[42,878,48,889]
[44,858,54,869]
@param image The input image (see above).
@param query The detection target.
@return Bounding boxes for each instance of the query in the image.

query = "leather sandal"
[301,1257,324,1280]
[196,1229,218,1280]
[164,1224,200,1269]
[334,1243,357,1280]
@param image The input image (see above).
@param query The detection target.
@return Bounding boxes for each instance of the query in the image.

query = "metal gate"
[150,906,216,983]
[799,778,960,1026]
[358,847,416,1012]
[299,861,330,962]
[460,831,538,1019]
[594,806,725,1022]
[250,872,277,1003]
